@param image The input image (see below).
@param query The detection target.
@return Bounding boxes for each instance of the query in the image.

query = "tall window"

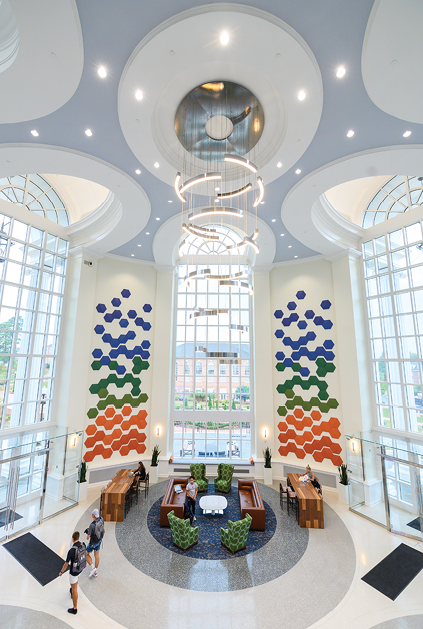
[0,211,68,430]
[363,219,423,434]
[172,225,252,460]
[0,174,69,226]
[362,176,423,228]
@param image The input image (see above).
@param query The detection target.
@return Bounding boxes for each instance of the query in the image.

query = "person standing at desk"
[186,476,198,522]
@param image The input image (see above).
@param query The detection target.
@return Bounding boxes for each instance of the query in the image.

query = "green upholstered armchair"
[220,513,252,555]
[190,463,208,492]
[214,463,234,493]
[167,510,199,552]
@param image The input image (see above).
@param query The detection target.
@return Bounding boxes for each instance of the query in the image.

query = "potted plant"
[263,447,273,485]
[337,462,349,504]
[150,444,161,484]
[78,460,88,502]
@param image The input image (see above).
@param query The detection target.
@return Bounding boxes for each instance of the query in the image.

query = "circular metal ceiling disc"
[175,81,264,163]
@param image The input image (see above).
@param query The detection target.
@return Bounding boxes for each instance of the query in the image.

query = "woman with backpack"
[85,508,105,578]
[59,531,86,615]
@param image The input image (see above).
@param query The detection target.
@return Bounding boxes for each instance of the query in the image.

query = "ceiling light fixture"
[217,183,252,200]
[215,187,220,191]
[294,255,298,258]
[156,217,160,221]
[295,169,301,174]
[146,232,150,235]
[298,91,306,101]
[135,169,141,174]
[253,176,264,207]
[403,130,412,137]
[177,172,221,201]
[220,32,229,45]
[174,173,186,202]
[135,90,143,100]
[154,162,159,168]
[281,233,285,236]
[288,245,292,248]
[219,279,254,295]
[336,67,346,78]
[182,223,219,241]
[31,130,39,137]
[224,153,257,173]
[277,162,282,168]
[188,207,244,221]
[98,66,107,78]
[168,200,173,203]
[131,254,134,257]
[271,219,276,222]
[85,129,92,136]
[347,130,355,138]
[138,244,141,247]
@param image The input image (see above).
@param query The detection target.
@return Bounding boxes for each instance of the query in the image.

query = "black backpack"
[72,542,87,574]
[92,517,105,543]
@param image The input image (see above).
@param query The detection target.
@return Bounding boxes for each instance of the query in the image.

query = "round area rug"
[147,484,276,559]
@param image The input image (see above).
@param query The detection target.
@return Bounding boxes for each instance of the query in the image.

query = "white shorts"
[69,573,79,585]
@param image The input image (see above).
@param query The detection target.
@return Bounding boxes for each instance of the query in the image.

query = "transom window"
[0,174,69,226]
[362,176,423,228]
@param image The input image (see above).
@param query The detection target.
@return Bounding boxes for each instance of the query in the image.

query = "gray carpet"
[0,605,72,629]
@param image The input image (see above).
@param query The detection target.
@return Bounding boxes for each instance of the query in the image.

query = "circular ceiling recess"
[175,81,264,161]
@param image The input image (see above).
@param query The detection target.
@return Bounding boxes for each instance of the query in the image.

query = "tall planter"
[337,481,349,504]
[263,466,273,486]
[150,465,159,484]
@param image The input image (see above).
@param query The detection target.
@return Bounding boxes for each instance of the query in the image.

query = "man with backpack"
[59,531,86,615]
[85,508,105,578]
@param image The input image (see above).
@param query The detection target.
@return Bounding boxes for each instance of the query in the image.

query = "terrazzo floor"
[1,480,423,629]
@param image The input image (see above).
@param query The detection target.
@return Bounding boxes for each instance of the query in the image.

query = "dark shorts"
[86,540,102,553]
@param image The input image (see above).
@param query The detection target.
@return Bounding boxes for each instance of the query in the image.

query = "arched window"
[362,176,423,228]
[0,174,70,226]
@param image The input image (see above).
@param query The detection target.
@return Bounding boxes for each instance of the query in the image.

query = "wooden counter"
[287,473,324,529]
[101,469,134,522]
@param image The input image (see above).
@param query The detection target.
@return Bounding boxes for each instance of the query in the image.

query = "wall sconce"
[351,439,358,452]
[263,428,268,439]
[156,426,161,437]
[70,435,77,447]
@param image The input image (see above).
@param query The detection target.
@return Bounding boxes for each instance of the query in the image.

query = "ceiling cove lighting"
[135,90,143,100]
[253,176,264,207]
[336,66,346,78]
[85,129,93,136]
[177,172,221,200]
[403,130,412,138]
[347,130,355,138]
[98,66,107,78]
[224,153,257,173]
[182,223,219,241]
[220,32,229,45]
[298,91,306,101]
[188,207,244,221]
[31,130,39,137]
[217,183,252,200]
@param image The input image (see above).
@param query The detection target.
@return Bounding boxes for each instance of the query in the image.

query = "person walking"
[85,508,104,578]
[59,531,86,615]
[186,476,198,522]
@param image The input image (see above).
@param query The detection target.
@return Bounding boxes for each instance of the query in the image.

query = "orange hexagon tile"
[103,428,123,446]
[86,424,96,436]
[278,421,288,432]
[293,408,304,419]
[310,410,322,422]
[105,407,116,419]
[122,405,132,417]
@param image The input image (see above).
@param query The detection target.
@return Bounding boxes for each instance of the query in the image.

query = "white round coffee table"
[199,494,228,515]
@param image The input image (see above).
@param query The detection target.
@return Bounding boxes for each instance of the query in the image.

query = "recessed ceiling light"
[135,169,141,174]
[271,219,276,222]
[220,32,229,45]
[156,217,160,221]
[154,162,159,168]
[298,91,306,101]
[138,244,141,247]
[294,255,298,258]
[336,67,346,78]
[146,232,150,235]
[280,233,285,237]
[31,130,39,137]
[347,130,354,138]
[131,254,134,257]
[215,187,220,191]
[135,90,143,101]
[98,66,107,78]
[168,200,173,203]
[277,162,282,168]
[288,245,292,248]
[85,129,92,137]
[260,201,265,205]
[295,169,301,174]
[403,130,412,137]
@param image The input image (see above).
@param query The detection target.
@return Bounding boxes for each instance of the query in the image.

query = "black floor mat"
[362,543,423,600]
[0,509,23,527]
[2,532,67,586]
[406,517,422,532]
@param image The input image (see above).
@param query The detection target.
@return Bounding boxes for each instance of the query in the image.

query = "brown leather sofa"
[160,477,188,526]
[238,479,265,530]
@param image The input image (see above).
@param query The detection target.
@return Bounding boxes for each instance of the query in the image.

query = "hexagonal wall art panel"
[274,291,341,467]
[85,290,152,462]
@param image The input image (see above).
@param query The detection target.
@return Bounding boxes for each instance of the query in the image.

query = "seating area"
[167,509,199,552]
[214,463,234,493]
[190,463,208,492]
[159,477,188,526]
[238,479,266,530]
